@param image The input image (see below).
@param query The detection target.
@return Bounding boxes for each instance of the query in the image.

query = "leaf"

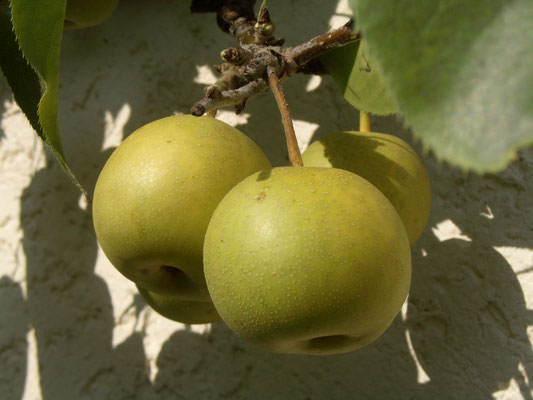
[320,40,398,116]
[349,0,533,172]
[0,7,42,135]
[9,0,86,195]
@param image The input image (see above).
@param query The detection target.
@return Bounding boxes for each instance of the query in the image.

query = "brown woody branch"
[191,23,360,116]
[192,79,268,116]
[286,25,360,69]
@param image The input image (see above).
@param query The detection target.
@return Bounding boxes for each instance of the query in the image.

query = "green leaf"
[9,0,86,195]
[320,40,398,116]
[0,8,42,135]
[349,0,533,172]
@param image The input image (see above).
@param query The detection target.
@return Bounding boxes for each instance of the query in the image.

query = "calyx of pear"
[204,167,411,355]
[302,131,431,245]
[92,115,271,324]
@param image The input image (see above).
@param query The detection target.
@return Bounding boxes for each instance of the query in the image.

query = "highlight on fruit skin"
[92,114,271,324]
[302,131,431,245]
[64,0,120,29]
[204,166,411,355]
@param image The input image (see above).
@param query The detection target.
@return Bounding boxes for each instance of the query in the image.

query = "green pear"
[204,167,411,354]
[64,0,120,29]
[92,115,271,323]
[137,285,220,324]
[302,131,431,245]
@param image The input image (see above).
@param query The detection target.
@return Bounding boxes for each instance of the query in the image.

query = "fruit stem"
[359,111,370,133]
[267,66,303,167]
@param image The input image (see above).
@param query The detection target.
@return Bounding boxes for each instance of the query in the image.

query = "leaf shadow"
[404,116,533,399]
[0,276,28,400]
[153,316,419,400]
[407,236,533,400]
[310,131,412,198]
[0,74,12,141]
[16,0,247,398]
[150,137,533,399]
[20,154,152,399]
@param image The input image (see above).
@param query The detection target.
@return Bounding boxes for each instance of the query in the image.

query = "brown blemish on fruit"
[255,191,267,202]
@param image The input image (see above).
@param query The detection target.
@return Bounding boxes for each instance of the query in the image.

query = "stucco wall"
[1,1,532,399]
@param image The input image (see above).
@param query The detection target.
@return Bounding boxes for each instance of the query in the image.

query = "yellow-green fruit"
[302,131,431,245]
[204,167,411,355]
[92,115,271,323]
[64,0,120,29]
[137,285,220,324]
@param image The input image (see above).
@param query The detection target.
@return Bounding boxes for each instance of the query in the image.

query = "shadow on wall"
[146,138,533,400]
[14,0,533,399]
[405,142,533,400]
[0,76,12,140]
[20,153,152,400]
[0,276,28,400]
[146,131,533,400]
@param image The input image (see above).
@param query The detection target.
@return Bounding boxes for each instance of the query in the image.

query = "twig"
[192,79,268,116]
[190,2,360,117]
[286,25,360,70]
[191,25,360,116]
[267,66,303,167]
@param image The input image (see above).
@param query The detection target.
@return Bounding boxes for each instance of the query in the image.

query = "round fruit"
[64,0,120,29]
[92,115,271,323]
[204,167,411,355]
[137,285,220,324]
[302,131,431,245]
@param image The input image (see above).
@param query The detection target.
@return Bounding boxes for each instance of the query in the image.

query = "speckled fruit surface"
[204,166,411,355]
[302,131,431,245]
[92,115,271,322]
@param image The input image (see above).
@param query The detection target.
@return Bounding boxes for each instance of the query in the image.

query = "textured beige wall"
[1,1,532,399]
